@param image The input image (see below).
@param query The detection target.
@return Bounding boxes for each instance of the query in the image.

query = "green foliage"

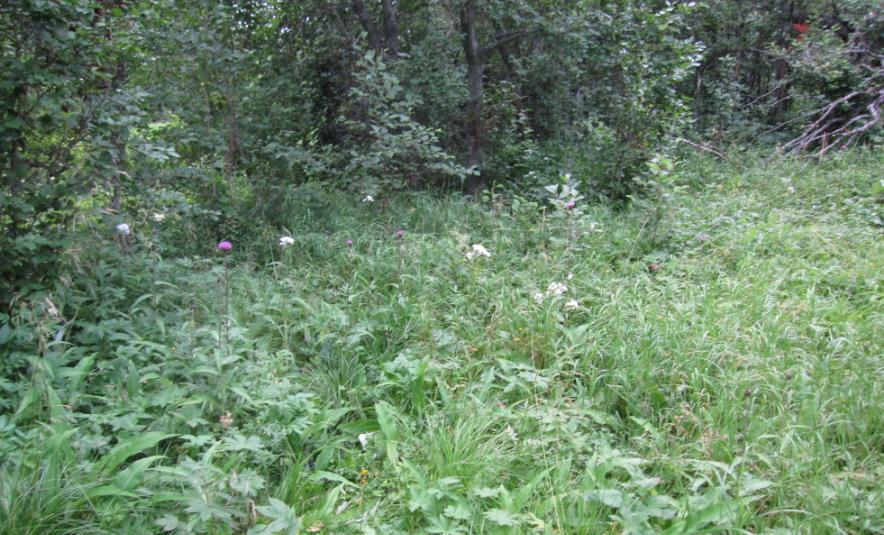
[1,151,881,533]
[338,51,469,196]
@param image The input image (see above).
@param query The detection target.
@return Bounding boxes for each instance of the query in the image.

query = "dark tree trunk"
[380,0,400,57]
[461,0,485,195]
[109,62,128,212]
[351,0,382,54]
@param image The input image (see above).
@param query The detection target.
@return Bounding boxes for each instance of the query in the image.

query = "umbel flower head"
[152,213,166,222]
[279,236,295,247]
[465,243,491,260]
[547,282,568,296]
[116,223,131,236]
[217,240,233,252]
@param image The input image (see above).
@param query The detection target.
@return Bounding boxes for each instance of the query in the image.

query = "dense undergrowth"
[1,151,882,534]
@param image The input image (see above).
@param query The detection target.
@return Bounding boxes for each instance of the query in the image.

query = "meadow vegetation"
[1,151,881,534]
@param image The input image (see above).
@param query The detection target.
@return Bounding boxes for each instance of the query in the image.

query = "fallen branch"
[778,86,882,157]
[677,137,729,160]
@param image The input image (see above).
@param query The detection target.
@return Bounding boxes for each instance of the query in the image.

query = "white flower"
[546,282,568,296]
[362,195,374,203]
[465,251,476,260]
[151,213,166,222]
[533,292,545,304]
[567,272,574,281]
[358,432,374,450]
[471,244,491,257]
[116,223,130,236]
[564,299,579,310]
[279,236,295,247]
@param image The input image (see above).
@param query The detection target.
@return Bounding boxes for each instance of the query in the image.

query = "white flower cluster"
[152,212,166,222]
[116,223,131,236]
[534,281,578,308]
[362,195,374,203]
[547,282,568,296]
[279,236,295,247]
[465,243,491,260]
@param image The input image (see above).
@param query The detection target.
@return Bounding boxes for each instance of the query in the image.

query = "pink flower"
[565,200,576,210]
[696,233,709,243]
[217,241,232,251]
[347,239,354,247]
[395,229,406,239]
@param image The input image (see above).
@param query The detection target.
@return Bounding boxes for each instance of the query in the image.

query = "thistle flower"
[116,223,131,236]
[565,200,576,210]
[358,432,374,450]
[217,240,232,251]
[219,411,234,428]
[696,233,708,243]
[395,229,406,239]
[279,236,295,247]
[648,262,662,273]
[347,239,354,247]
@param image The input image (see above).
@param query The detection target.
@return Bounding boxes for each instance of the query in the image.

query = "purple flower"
[217,240,232,251]
[347,239,354,247]
[565,200,576,210]
[395,229,406,239]
[696,233,709,243]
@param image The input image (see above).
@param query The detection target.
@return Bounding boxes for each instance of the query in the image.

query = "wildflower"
[567,272,574,280]
[696,232,708,243]
[151,213,166,222]
[359,467,370,485]
[466,243,491,260]
[565,200,576,210]
[116,223,131,236]
[217,240,233,251]
[648,262,662,273]
[362,195,374,203]
[358,432,373,450]
[471,244,491,257]
[533,292,545,304]
[547,282,568,296]
[279,236,295,247]
[564,299,579,310]
[219,411,234,428]
[347,239,354,247]
[395,229,406,239]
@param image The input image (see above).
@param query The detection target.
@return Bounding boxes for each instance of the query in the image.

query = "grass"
[0,150,881,533]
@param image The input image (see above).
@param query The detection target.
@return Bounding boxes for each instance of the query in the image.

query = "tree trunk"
[461,0,485,195]
[109,61,128,212]
[351,0,382,54]
[380,0,400,57]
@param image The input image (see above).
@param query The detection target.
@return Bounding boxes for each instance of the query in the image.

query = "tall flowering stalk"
[116,223,131,254]
[217,241,232,354]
